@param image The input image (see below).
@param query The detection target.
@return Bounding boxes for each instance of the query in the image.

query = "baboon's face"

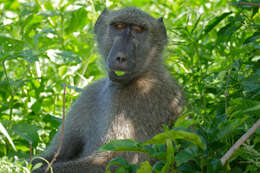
[94,8,167,84]
[105,21,151,84]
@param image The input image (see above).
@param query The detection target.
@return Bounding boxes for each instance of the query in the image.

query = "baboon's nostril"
[116,56,127,63]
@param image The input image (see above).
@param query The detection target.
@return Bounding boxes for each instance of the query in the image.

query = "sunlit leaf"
[145,129,206,150]
[65,7,88,34]
[0,123,16,151]
[99,139,150,154]
[136,161,152,173]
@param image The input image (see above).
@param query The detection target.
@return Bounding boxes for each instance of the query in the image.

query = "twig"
[44,83,66,173]
[29,141,32,161]
[239,2,260,7]
[221,118,260,165]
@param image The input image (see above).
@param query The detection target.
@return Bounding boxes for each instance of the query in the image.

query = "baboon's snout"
[107,38,135,71]
[110,51,128,71]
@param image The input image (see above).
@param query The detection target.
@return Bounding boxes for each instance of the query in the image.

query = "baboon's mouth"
[109,70,133,84]
[111,70,129,79]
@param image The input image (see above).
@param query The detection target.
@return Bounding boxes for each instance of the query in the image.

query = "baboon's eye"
[114,23,126,30]
[132,25,143,33]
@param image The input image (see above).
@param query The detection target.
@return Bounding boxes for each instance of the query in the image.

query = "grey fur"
[33,7,184,173]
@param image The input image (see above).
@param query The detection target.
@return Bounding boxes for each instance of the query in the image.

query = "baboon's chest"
[104,92,171,142]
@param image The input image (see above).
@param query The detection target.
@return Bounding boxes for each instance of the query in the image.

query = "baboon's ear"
[94,8,109,34]
[157,17,168,45]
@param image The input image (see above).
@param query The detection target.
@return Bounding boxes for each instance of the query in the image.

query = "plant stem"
[225,69,231,115]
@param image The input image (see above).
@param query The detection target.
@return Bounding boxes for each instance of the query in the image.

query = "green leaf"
[254,136,260,145]
[30,156,52,171]
[190,14,201,34]
[42,115,61,128]
[174,113,198,128]
[207,159,222,173]
[115,167,130,173]
[215,117,248,140]
[152,161,165,173]
[203,12,232,35]
[151,144,167,160]
[56,51,82,64]
[0,35,24,53]
[39,9,60,17]
[99,139,150,154]
[19,49,39,63]
[48,49,82,64]
[65,84,83,93]
[160,139,175,173]
[0,123,16,151]
[136,161,152,173]
[145,129,206,150]
[31,163,43,171]
[176,161,199,172]
[12,122,40,146]
[244,31,260,44]
[106,157,130,173]
[58,65,68,77]
[175,145,199,165]
[243,104,260,113]
[114,71,126,77]
[31,102,41,113]
[217,22,242,42]
[65,7,88,34]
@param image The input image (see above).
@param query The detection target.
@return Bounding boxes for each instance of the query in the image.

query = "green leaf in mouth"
[114,70,126,76]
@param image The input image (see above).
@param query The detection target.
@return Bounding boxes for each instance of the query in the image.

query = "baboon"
[33,7,184,173]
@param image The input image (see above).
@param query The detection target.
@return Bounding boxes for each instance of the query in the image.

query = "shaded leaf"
[12,122,40,146]
[203,12,232,35]
[175,145,199,165]
[106,157,130,173]
[207,159,222,173]
[152,161,165,172]
[243,104,260,113]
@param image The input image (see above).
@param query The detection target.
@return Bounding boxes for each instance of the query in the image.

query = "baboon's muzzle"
[107,36,136,84]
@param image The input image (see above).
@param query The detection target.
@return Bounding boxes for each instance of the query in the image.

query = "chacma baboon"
[33,7,184,173]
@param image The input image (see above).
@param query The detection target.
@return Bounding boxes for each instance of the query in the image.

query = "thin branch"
[45,83,66,173]
[239,2,260,7]
[221,118,260,165]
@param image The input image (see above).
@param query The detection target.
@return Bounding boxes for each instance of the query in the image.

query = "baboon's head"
[94,7,167,84]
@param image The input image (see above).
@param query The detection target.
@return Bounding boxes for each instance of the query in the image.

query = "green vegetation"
[0,0,259,172]
[114,70,126,77]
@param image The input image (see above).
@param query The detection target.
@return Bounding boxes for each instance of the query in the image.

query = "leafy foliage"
[0,0,259,172]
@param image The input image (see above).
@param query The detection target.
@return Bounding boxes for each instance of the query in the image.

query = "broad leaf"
[145,129,206,150]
